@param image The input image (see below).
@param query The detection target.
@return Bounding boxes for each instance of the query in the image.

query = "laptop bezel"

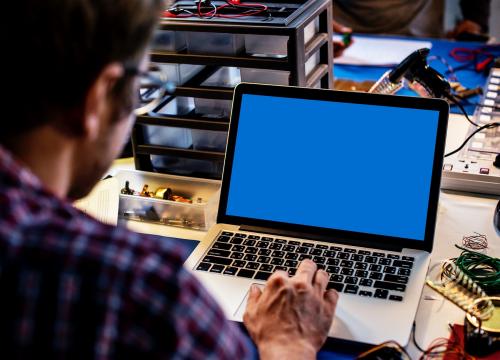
[217,83,449,253]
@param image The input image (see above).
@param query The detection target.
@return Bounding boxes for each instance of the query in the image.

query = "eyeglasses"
[124,64,176,115]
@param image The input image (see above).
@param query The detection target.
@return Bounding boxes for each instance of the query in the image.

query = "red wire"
[163,0,267,19]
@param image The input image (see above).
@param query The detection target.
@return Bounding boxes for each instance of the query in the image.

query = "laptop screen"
[225,93,441,242]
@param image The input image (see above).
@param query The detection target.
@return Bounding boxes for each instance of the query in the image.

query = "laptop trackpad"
[233,283,265,321]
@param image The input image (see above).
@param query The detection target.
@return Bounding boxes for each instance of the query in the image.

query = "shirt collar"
[0,144,43,190]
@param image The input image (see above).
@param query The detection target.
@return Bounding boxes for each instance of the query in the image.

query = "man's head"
[3,0,163,199]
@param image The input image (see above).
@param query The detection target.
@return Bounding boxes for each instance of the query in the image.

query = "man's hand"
[243,259,338,360]
[447,19,483,39]
[333,20,352,58]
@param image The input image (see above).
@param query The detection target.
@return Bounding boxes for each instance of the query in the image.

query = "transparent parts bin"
[151,155,224,179]
[116,170,220,230]
[152,30,186,51]
[186,32,244,55]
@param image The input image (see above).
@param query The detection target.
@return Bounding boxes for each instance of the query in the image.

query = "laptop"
[185,83,449,346]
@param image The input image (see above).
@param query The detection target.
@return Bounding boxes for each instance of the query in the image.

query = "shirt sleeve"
[460,0,491,32]
[169,267,255,360]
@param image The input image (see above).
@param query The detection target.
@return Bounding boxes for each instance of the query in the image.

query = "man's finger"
[293,259,317,284]
[313,269,329,293]
[246,284,262,309]
[324,289,339,316]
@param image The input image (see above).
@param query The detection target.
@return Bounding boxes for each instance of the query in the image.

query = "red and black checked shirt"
[0,145,253,359]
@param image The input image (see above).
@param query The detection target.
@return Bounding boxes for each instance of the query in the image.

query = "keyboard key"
[288,268,297,276]
[402,256,415,262]
[244,254,257,261]
[313,256,326,265]
[208,249,231,258]
[213,242,232,250]
[262,237,274,241]
[372,252,385,257]
[310,248,323,256]
[316,244,329,249]
[324,250,336,258]
[351,254,364,262]
[354,262,368,270]
[255,271,272,281]
[303,242,314,247]
[246,262,259,270]
[326,258,340,266]
[384,274,409,284]
[369,264,382,272]
[230,238,244,245]
[230,252,244,259]
[275,239,287,243]
[258,249,272,256]
[326,266,340,274]
[272,250,285,258]
[344,277,358,285]
[235,233,247,238]
[245,247,258,254]
[283,245,296,252]
[365,256,377,264]
[256,241,270,248]
[232,245,244,252]
[369,272,383,280]
[359,290,372,297]
[274,266,287,272]
[243,239,256,246]
[344,285,359,294]
[355,270,368,278]
[317,264,326,270]
[340,260,354,268]
[297,247,310,254]
[393,260,413,269]
[298,254,313,261]
[398,268,411,276]
[328,282,344,292]
[331,275,344,282]
[374,281,406,292]
[389,295,403,301]
[358,250,371,255]
[257,256,271,264]
[285,252,299,260]
[289,241,301,246]
[210,264,225,273]
[337,253,350,259]
[341,268,354,276]
[217,236,231,242]
[221,231,234,236]
[269,243,282,250]
[223,266,238,275]
[387,254,400,259]
[384,266,396,274]
[271,258,284,266]
[196,262,211,271]
[248,235,260,240]
[202,256,232,266]
[344,248,356,253]
[330,246,343,251]
[378,258,392,266]
[374,289,389,299]
[233,260,246,267]
[359,279,373,287]
[238,269,255,278]
[284,260,298,268]
[260,264,274,272]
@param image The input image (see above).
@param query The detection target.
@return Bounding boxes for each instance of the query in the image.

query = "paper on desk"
[334,36,432,66]
[74,177,119,225]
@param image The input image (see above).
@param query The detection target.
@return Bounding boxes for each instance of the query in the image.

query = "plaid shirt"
[0,145,253,359]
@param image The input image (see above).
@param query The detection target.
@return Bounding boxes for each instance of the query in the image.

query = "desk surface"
[108,114,500,358]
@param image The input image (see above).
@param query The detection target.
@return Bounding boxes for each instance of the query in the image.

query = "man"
[332,0,491,38]
[0,0,338,359]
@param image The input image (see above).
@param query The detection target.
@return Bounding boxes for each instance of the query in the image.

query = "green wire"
[453,245,500,294]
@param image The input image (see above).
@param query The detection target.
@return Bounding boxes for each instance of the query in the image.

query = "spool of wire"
[453,245,500,294]
[462,232,488,251]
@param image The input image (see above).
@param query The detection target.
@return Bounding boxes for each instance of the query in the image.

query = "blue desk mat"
[334,35,495,115]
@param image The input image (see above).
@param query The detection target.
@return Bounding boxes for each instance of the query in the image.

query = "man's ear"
[83,63,124,140]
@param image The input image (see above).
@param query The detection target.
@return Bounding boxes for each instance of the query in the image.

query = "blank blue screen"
[226,94,440,241]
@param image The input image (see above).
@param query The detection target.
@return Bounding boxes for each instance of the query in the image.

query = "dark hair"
[3,0,163,139]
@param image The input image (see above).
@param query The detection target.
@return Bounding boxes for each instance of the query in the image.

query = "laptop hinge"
[239,225,404,252]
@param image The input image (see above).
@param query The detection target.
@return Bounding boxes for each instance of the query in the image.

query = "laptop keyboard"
[195,231,415,301]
